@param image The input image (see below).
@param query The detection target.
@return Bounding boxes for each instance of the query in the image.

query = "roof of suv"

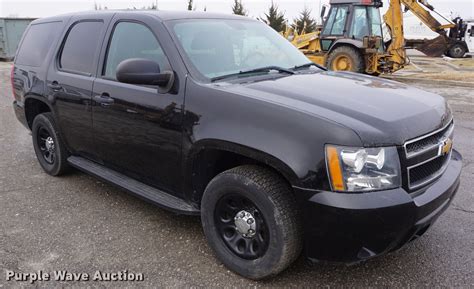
[31,10,250,24]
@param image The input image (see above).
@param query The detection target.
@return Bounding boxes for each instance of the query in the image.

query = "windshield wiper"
[211,66,295,82]
[292,62,327,71]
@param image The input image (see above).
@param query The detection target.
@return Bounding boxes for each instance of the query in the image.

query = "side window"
[368,7,383,37]
[15,21,62,67]
[331,6,349,35]
[322,8,337,35]
[104,22,171,80]
[60,21,104,74]
[470,28,474,37]
[322,6,349,36]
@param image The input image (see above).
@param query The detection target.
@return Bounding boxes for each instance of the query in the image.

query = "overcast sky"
[1,0,472,20]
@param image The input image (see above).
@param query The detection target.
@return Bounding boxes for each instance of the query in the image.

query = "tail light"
[10,65,15,99]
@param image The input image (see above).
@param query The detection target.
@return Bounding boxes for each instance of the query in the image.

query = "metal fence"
[0,18,36,60]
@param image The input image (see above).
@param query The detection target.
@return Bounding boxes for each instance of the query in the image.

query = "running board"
[67,156,199,215]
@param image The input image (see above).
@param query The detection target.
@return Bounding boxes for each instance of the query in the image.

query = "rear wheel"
[201,165,302,279]
[327,46,365,73]
[448,43,466,58]
[32,112,69,176]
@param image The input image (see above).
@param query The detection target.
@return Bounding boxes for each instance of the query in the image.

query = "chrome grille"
[404,120,454,190]
[405,121,454,158]
[409,154,450,187]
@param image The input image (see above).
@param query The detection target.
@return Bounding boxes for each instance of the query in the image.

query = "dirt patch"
[408,71,474,82]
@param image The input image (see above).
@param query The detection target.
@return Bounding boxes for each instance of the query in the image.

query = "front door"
[92,17,184,194]
[466,24,474,53]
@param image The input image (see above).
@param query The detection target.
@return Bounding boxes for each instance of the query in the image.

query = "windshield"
[169,19,310,80]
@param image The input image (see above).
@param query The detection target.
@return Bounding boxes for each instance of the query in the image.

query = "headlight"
[325,145,401,192]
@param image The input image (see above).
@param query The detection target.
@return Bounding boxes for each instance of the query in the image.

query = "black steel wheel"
[201,165,302,280]
[37,126,55,164]
[32,112,69,176]
[215,194,270,260]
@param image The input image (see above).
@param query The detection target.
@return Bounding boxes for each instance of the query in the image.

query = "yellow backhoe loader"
[284,0,468,75]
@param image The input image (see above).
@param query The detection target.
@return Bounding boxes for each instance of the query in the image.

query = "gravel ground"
[0,61,473,288]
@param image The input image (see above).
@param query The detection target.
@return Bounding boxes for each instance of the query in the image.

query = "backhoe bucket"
[414,35,449,57]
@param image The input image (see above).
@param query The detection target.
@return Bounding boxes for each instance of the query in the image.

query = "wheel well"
[190,149,292,204]
[25,98,51,129]
[450,41,468,50]
[328,43,363,58]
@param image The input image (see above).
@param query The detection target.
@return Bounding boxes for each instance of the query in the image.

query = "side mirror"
[320,6,327,19]
[116,58,173,88]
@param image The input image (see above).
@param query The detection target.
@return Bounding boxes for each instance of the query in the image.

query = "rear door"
[13,19,63,127]
[46,14,113,157]
[92,14,185,194]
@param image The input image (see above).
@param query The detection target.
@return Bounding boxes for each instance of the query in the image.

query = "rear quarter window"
[59,21,104,75]
[15,21,62,67]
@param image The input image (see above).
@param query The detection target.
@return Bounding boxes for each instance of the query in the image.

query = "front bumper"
[295,149,462,263]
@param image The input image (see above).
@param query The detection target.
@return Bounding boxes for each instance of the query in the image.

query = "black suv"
[12,11,462,279]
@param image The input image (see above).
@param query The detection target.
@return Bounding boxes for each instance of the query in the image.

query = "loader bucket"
[415,35,448,57]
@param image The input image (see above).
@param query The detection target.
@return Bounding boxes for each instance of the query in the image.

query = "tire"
[201,165,302,279]
[448,43,466,58]
[326,46,365,73]
[32,112,69,176]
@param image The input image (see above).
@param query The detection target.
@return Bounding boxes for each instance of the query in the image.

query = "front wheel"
[326,46,365,73]
[448,43,466,58]
[201,165,302,279]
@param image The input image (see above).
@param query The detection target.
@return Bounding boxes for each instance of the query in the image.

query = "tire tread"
[326,45,365,73]
[32,112,69,176]
[215,165,302,277]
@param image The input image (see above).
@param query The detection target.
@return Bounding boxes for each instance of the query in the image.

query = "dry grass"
[409,71,474,82]
[446,58,474,68]
[400,63,421,72]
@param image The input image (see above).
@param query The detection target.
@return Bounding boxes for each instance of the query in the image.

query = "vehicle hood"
[218,71,451,146]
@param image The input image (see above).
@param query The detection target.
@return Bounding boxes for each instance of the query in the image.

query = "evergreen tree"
[292,7,317,34]
[232,0,248,16]
[263,1,286,32]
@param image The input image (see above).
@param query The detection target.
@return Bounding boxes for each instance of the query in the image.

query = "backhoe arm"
[384,0,457,64]
[383,0,407,71]
[401,0,455,33]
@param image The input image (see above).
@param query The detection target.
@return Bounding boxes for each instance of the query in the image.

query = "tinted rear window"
[15,21,62,67]
[60,21,104,74]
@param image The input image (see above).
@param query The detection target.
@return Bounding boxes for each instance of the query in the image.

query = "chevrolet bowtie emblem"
[440,137,453,156]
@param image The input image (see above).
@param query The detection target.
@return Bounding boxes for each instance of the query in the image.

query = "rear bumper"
[296,149,462,263]
[13,100,29,129]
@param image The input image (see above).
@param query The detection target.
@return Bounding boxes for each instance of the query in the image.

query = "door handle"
[48,81,63,91]
[94,93,114,107]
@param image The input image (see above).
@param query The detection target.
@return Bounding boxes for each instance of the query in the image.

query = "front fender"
[182,78,362,191]
[330,39,364,51]
[185,139,300,185]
